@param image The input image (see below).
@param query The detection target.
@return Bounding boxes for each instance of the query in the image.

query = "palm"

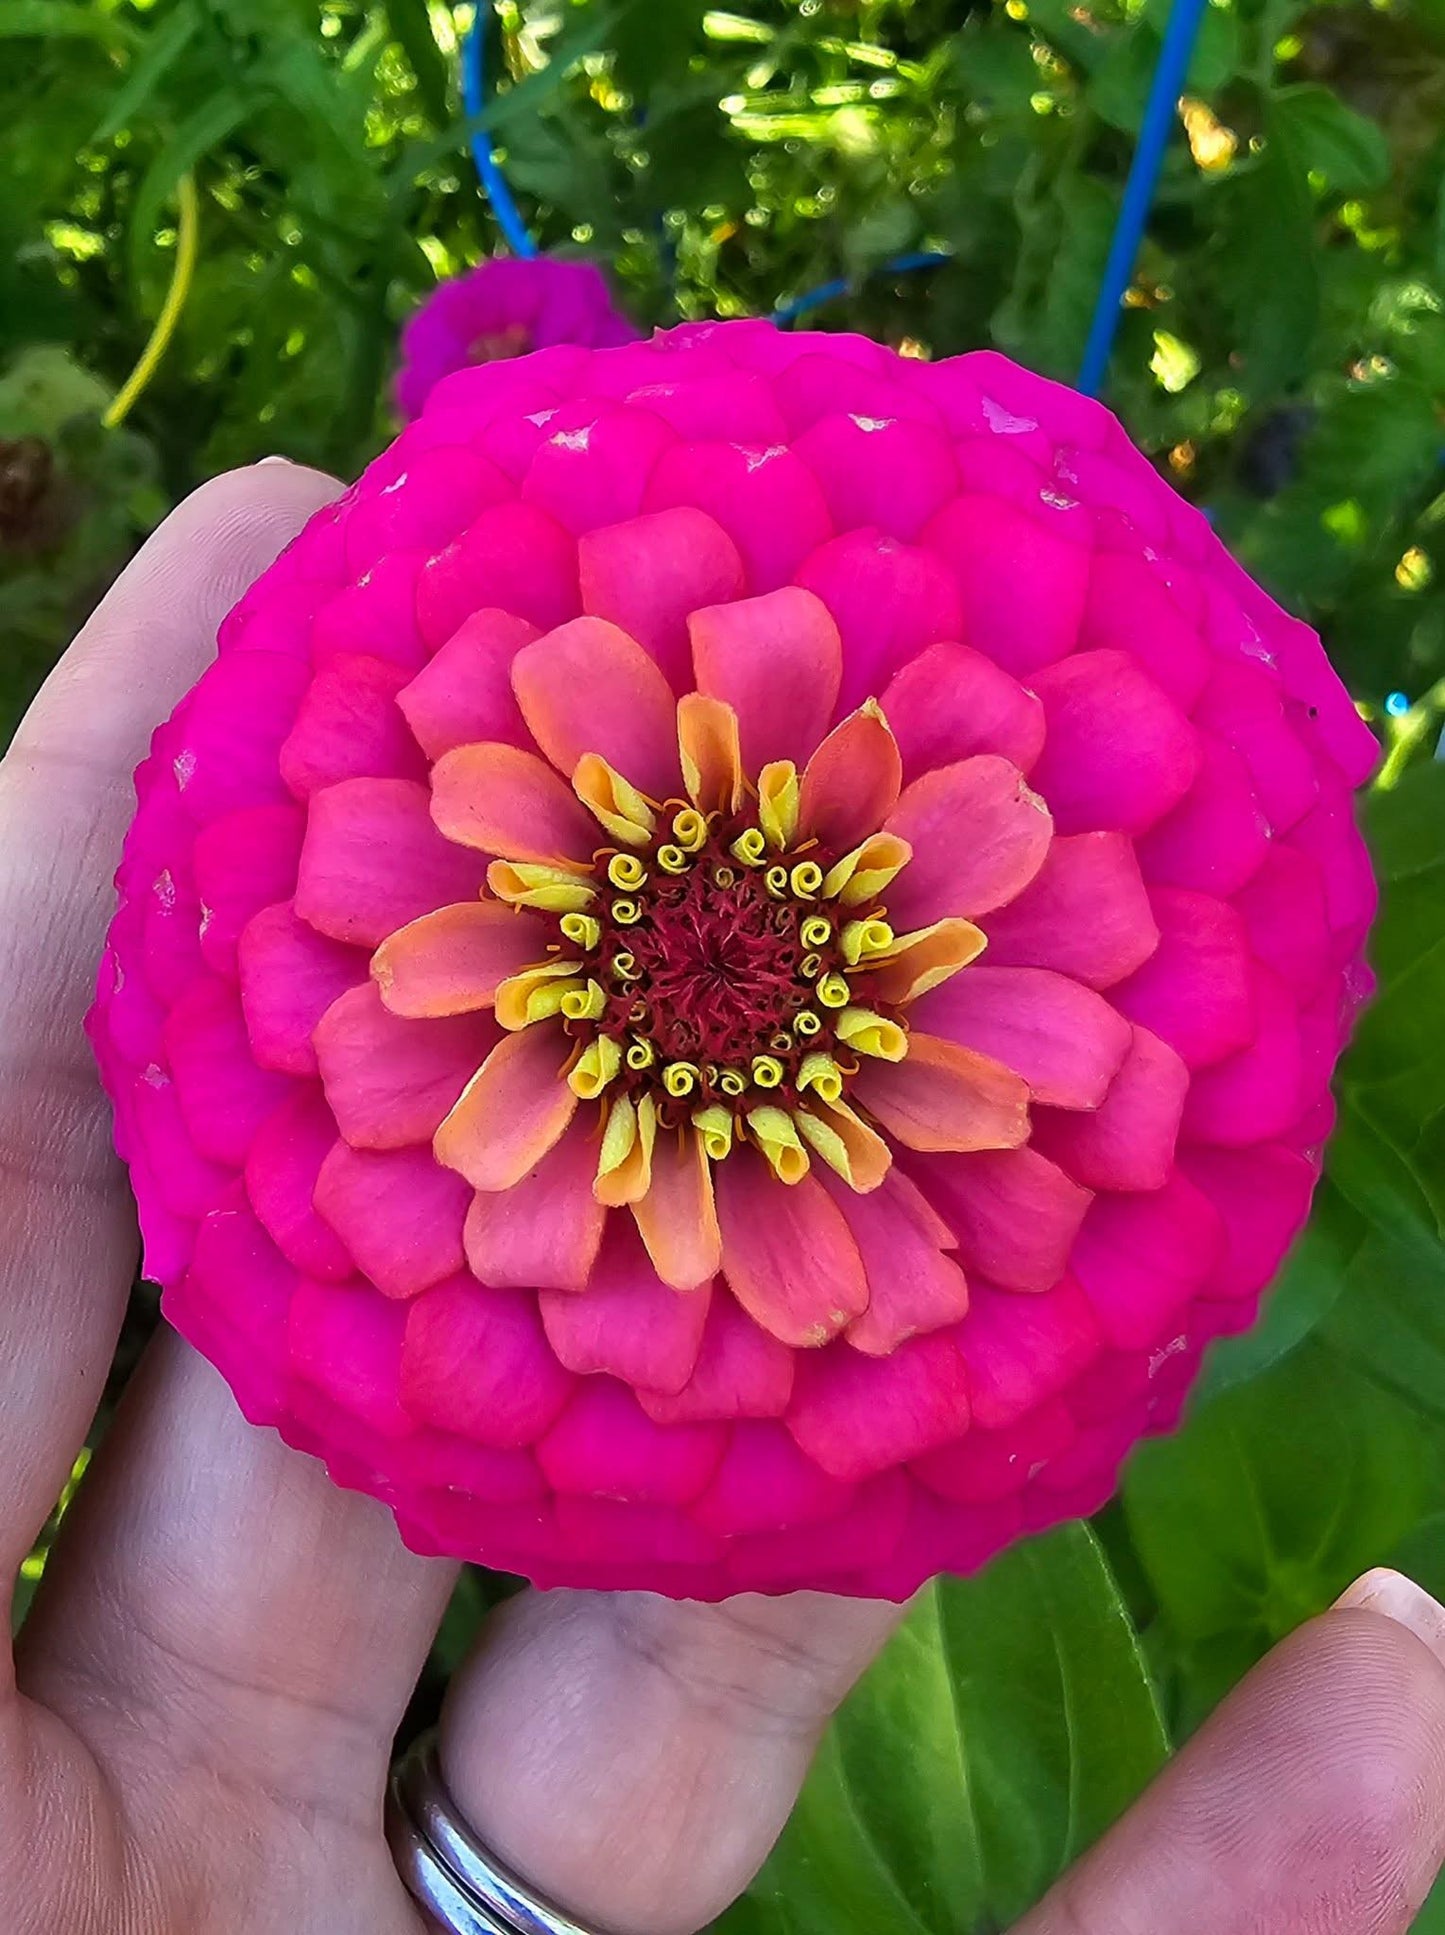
[4,463,1445,1935]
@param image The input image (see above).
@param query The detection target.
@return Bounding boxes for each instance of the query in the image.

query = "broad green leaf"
[128,89,251,288]
[92,5,197,142]
[1271,83,1391,196]
[1214,105,1320,398]
[0,0,135,43]
[722,1524,1167,1935]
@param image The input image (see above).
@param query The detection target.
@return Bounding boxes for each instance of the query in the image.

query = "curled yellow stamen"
[764,864,790,899]
[751,1054,785,1090]
[795,1009,823,1039]
[798,1051,844,1103]
[608,852,648,891]
[817,972,851,1009]
[494,960,585,1030]
[611,950,637,981]
[823,832,913,906]
[575,755,656,848]
[569,1034,623,1100]
[662,1061,699,1099]
[719,1068,747,1097]
[692,1104,735,1160]
[713,864,738,889]
[487,860,595,915]
[835,1006,908,1061]
[841,917,895,965]
[758,761,800,849]
[626,1036,656,1071]
[560,912,601,951]
[769,1031,794,1054]
[799,914,832,949]
[800,952,822,979]
[656,843,691,875]
[561,978,606,1022]
[747,1106,809,1184]
[672,808,709,852]
[730,828,767,868]
[790,861,824,901]
[611,897,642,926]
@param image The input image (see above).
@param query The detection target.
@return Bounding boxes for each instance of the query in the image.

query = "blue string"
[771,251,952,327]
[1077,0,1210,396]
[462,4,538,260]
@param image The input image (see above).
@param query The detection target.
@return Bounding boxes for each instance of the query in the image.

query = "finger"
[0,460,340,1599]
[438,1589,905,1935]
[1015,1567,1445,1935]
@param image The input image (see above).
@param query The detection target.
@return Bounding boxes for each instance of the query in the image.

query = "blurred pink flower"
[91,321,1378,1600]
[395,255,639,421]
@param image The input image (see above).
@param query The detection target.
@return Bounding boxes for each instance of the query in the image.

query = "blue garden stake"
[463,4,538,260]
[1077,0,1211,397]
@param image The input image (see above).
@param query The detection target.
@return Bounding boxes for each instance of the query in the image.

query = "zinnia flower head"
[395,255,640,422]
[91,321,1378,1600]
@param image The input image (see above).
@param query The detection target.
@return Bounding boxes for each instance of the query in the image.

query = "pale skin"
[3,461,1445,1935]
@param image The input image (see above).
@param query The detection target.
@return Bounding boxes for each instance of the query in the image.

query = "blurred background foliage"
[7,0,1445,1928]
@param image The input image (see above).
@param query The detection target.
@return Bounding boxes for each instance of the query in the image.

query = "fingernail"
[1335,1568,1445,1668]
[257,454,293,466]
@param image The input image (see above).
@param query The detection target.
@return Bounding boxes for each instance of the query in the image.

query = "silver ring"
[386,1732,601,1935]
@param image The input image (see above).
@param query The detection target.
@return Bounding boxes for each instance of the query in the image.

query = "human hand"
[2,464,1444,1935]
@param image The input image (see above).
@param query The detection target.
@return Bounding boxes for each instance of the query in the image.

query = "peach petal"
[633,1128,722,1290]
[434,1025,578,1191]
[852,1032,1029,1153]
[795,1096,892,1193]
[884,755,1053,927]
[863,918,988,1007]
[912,965,1132,1111]
[578,506,746,691]
[430,741,600,868]
[715,1149,868,1348]
[464,1113,606,1293]
[314,981,498,1149]
[820,1167,970,1355]
[689,585,843,772]
[796,702,903,853]
[676,693,745,817]
[395,608,539,760]
[372,901,553,1017]
[511,615,681,798]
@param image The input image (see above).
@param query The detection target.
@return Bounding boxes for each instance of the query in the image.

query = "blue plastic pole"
[463,5,539,259]
[1076,0,1209,397]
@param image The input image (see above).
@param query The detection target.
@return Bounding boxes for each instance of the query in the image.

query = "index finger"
[0,460,341,1601]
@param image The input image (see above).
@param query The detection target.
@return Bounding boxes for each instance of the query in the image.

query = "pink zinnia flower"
[395,256,640,421]
[90,322,1378,1600]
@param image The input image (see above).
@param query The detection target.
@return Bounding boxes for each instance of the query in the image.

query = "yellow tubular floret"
[656,843,690,875]
[797,1051,844,1104]
[841,917,895,965]
[730,827,767,868]
[747,1106,810,1184]
[574,754,657,847]
[757,762,800,848]
[835,1006,909,1061]
[800,914,832,950]
[559,912,601,951]
[487,860,595,914]
[662,1061,699,1099]
[816,972,851,1009]
[494,960,584,1029]
[626,1035,656,1071]
[750,1054,785,1090]
[607,852,648,891]
[560,978,607,1022]
[790,861,824,901]
[692,1104,735,1160]
[719,1068,747,1097]
[823,832,913,906]
[569,1034,623,1100]
[672,807,709,852]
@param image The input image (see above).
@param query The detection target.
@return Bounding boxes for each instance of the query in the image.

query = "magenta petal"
[914,1398,1076,1505]
[313,1140,469,1297]
[401,1275,574,1446]
[1112,887,1255,1069]
[880,640,1045,778]
[796,530,963,714]
[312,551,427,673]
[1233,845,1332,1002]
[909,1147,1091,1294]
[396,609,539,760]
[163,975,297,1167]
[578,507,746,692]
[539,1381,725,1504]
[637,1292,794,1424]
[237,901,368,1076]
[885,755,1053,926]
[168,651,310,826]
[1182,965,1304,1147]
[1135,733,1270,897]
[244,1087,355,1280]
[128,1066,232,1218]
[722,1471,908,1593]
[794,414,958,541]
[344,443,511,574]
[954,1277,1102,1430]
[541,1220,712,1395]
[981,831,1158,990]
[295,778,489,947]
[279,654,427,796]
[1195,658,1320,835]
[1070,1171,1224,1349]
[193,803,304,977]
[1031,1025,1188,1192]
[1180,1143,1318,1299]
[522,402,676,535]
[921,493,1089,676]
[787,1333,970,1483]
[693,1423,852,1537]
[286,1281,413,1442]
[645,439,834,593]
[1028,650,1200,836]
[1077,550,1210,708]
[416,500,580,648]
[180,1189,295,1385]
[912,965,1132,1110]
[314,982,499,1149]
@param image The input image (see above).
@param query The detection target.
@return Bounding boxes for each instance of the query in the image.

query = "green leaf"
[723,1524,1167,1935]
[384,0,452,127]
[1270,83,1391,196]
[128,89,251,290]
[92,5,197,143]
[1213,103,1320,398]
[0,0,136,43]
